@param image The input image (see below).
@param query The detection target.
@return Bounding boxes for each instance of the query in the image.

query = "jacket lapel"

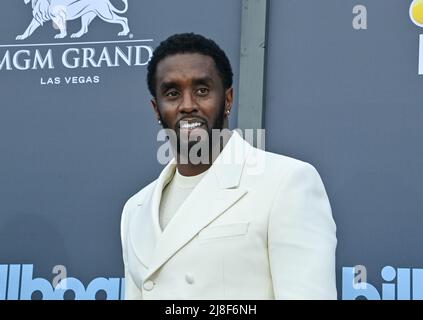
[144,132,253,279]
[129,159,176,267]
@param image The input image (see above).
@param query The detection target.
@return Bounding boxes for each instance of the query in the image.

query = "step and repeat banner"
[0,0,241,300]
[265,0,423,300]
[1,0,422,300]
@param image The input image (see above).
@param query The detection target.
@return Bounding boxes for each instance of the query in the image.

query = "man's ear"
[225,87,234,115]
[151,98,161,123]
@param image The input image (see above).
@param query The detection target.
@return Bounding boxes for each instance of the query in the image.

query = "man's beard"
[159,102,226,160]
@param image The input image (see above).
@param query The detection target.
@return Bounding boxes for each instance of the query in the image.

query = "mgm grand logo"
[0,0,153,84]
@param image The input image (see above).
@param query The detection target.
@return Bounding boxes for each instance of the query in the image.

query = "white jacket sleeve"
[268,163,337,299]
[121,201,143,300]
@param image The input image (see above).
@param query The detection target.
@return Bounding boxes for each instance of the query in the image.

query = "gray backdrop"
[265,0,423,299]
[1,0,422,299]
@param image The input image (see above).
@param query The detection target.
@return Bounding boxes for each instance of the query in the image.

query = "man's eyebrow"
[159,81,179,92]
[159,77,215,92]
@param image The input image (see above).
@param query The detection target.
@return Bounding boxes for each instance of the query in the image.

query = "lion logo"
[16,0,130,40]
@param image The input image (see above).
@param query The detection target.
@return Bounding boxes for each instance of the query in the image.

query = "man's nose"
[179,91,198,113]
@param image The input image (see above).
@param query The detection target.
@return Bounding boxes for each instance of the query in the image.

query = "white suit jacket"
[121,131,337,299]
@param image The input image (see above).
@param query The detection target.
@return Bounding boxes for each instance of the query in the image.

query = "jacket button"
[185,273,194,285]
[143,280,154,291]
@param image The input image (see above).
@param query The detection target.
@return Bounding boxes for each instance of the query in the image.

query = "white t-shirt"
[159,168,208,231]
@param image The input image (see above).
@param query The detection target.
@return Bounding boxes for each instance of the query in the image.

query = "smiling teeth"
[181,122,202,129]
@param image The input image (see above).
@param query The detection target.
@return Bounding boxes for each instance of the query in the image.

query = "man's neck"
[176,163,212,177]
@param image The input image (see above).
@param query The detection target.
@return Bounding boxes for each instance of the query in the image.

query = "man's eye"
[166,90,179,97]
[197,88,209,96]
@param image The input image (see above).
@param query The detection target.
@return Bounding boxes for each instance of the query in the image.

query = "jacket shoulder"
[121,180,156,239]
[123,180,156,212]
[250,146,318,178]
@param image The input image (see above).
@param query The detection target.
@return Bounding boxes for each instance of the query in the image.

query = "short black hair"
[147,33,233,97]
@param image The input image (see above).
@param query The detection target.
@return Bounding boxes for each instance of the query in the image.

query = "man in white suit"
[121,33,337,299]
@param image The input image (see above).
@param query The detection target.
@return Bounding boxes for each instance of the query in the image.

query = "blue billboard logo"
[0,264,124,300]
[343,266,423,300]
